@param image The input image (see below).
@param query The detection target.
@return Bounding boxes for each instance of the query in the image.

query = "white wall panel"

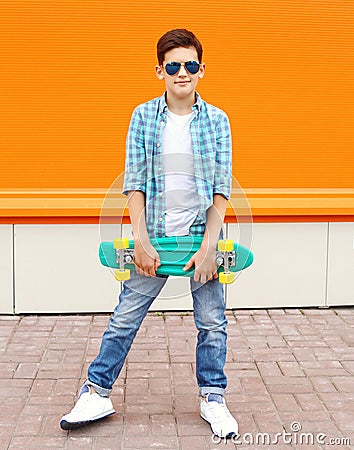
[15,224,119,313]
[150,277,193,311]
[327,223,354,306]
[0,225,13,314]
[12,222,353,313]
[227,222,328,308]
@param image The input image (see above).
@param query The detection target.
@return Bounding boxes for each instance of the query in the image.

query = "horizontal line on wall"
[0,189,353,218]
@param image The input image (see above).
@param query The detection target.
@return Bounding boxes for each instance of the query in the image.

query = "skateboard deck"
[99,236,253,284]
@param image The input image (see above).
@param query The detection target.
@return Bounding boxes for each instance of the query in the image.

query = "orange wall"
[1,0,353,190]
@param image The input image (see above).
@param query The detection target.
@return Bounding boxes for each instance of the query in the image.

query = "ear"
[198,63,206,79]
[155,65,164,80]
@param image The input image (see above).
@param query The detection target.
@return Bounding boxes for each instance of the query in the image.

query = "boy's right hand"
[134,240,161,277]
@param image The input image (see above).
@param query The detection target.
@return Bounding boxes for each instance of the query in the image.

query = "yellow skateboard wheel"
[219,272,235,284]
[114,269,130,281]
[113,237,129,249]
[217,239,234,252]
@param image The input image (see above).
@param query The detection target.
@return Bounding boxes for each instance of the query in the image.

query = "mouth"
[175,80,191,85]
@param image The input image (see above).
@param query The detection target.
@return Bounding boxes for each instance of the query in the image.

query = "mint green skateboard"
[99,236,253,284]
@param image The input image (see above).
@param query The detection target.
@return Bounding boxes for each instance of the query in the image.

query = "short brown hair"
[157,29,203,66]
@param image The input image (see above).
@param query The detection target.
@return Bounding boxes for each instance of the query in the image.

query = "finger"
[136,267,145,276]
[193,269,200,283]
[145,265,154,277]
[139,266,152,277]
[200,274,207,284]
[183,262,192,271]
[183,257,194,271]
[149,262,158,277]
[154,258,160,271]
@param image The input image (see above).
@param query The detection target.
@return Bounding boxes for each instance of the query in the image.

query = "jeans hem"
[84,379,111,398]
[199,387,226,397]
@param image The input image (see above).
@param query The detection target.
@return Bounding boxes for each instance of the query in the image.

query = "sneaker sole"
[60,409,116,431]
[200,412,237,439]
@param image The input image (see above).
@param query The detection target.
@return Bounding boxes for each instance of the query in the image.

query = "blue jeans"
[86,271,228,397]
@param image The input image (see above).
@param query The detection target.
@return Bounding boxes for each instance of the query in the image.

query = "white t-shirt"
[162,109,199,236]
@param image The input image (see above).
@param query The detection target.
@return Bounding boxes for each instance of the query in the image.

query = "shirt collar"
[159,91,202,115]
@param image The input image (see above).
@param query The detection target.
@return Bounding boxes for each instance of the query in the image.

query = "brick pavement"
[0,307,353,450]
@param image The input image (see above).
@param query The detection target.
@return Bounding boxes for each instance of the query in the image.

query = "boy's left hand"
[183,246,218,284]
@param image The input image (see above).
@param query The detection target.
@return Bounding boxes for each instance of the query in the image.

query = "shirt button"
[158,167,162,172]
[159,217,163,222]
[157,143,161,148]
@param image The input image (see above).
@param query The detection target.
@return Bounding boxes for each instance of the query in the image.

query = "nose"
[178,64,188,76]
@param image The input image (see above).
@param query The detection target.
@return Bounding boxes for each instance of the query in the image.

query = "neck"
[165,91,196,115]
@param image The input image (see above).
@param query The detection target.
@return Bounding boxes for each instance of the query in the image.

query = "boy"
[60,29,238,438]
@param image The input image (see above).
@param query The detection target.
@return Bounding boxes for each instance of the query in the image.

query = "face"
[155,46,205,100]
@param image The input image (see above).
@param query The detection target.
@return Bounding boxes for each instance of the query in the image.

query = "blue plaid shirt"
[123,92,232,238]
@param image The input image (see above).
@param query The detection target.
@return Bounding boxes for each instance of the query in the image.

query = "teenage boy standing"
[60,28,238,438]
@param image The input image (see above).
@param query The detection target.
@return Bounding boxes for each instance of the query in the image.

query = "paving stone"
[295,393,326,411]
[8,436,67,448]
[271,393,302,412]
[278,361,305,377]
[266,380,314,394]
[310,376,338,393]
[180,435,211,450]
[0,396,26,415]
[253,410,283,433]
[176,413,211,436]
[125,377,148,395]
[123,413,150,435]
[240,376,268,394]
[173,394,199,414]
[14,413,44,436]
[0,362,17,378]
[0,307,352,448]
[150,414,177,436]
[0,435,11,449]
[14,362,40,379]
[123,435,178,448]
[149,377,172,395]
[0,379,32,397]
[332,376,354,392]
[42,415,70,437]
[94,435,122,449]
[318,392,354,412]
[236,411,258,434]
[331,411,354,432]
[65,436,95,449]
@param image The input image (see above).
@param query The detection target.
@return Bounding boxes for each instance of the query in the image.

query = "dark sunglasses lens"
[165,62,181,75]
[185,61,200,74]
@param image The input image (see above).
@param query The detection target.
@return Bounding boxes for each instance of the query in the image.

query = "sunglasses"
[163,60,200,76]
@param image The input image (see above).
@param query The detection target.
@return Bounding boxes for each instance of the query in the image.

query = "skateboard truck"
[217,239,236,284]
[113,238,132,281]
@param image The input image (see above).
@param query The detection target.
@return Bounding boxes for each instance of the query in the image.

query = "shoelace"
[206,401,233,422]
[71,392,93,412]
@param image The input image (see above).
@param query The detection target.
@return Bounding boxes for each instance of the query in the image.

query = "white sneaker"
[200,393,238,438]
[60,385,116,430]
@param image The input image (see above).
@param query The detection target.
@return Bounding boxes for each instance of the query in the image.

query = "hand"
[183,245,218,284]
[134,240,161,277]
